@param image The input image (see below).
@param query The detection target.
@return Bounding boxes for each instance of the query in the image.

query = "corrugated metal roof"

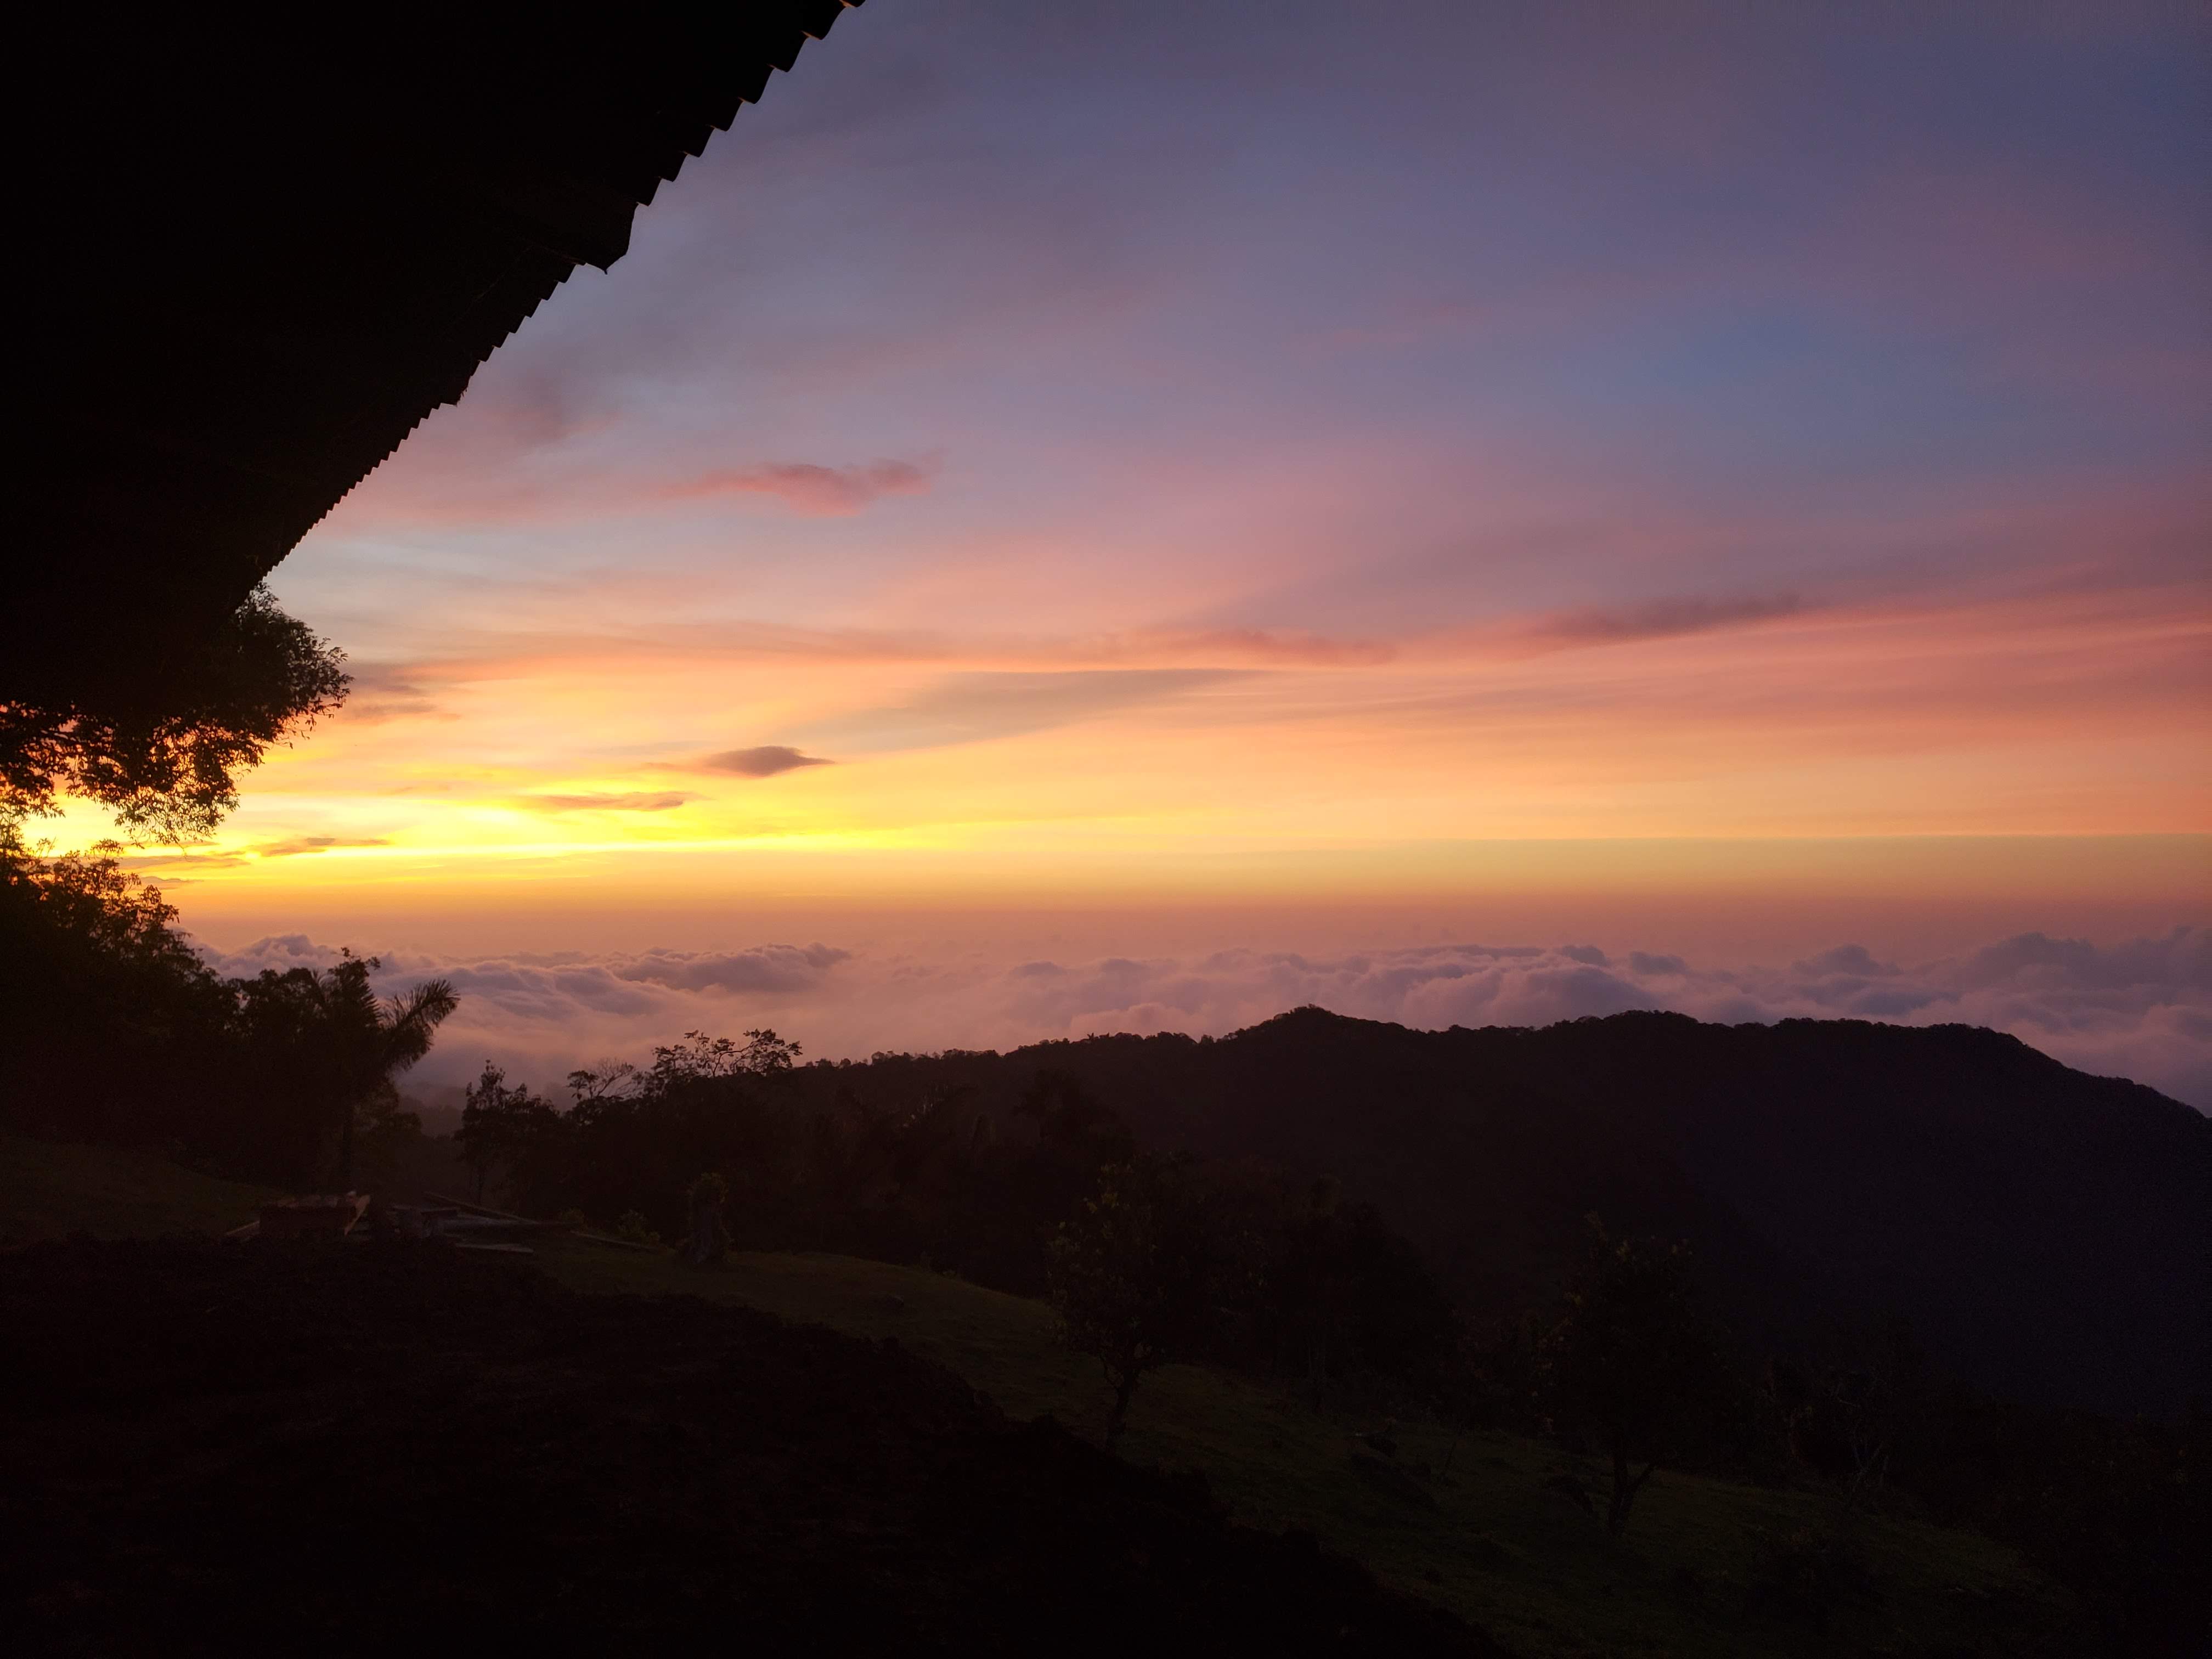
[15,3,866,709]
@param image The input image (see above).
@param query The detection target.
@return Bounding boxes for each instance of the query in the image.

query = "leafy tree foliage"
[1048,1154,1254,1442]
[456,1063,560,1203]
[0,825,233,1146]
[490,1042,1458,1418]
[1538,1217,1729,1537]
[230,955,456,1185]
[482,1030,806,1234]
[1,585,349,843]
[1,830,457,1186]
[644,1029,799,1088]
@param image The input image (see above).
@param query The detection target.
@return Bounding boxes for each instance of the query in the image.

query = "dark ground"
[1,1239,1494,1655]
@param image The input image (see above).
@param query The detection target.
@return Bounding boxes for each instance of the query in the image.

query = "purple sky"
[128,1,2210,1100]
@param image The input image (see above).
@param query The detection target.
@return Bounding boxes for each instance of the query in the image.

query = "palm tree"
[312,953,458,1187]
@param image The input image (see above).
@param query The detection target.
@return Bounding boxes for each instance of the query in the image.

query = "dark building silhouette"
[16,4,864,709]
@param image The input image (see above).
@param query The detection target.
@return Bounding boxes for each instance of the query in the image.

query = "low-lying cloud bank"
[199,927,2211,1110]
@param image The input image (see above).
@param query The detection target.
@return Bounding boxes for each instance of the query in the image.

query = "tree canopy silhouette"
[457,1063,560,1204]
[2,830,460,1185]
[1538,1218,1729,1537]
[0,824,232,1146]
[306,956,459,1186]
[1,584,348,843]
[1048,1153,1252,1443]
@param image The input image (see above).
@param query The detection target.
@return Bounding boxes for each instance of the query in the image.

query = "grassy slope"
[0,1131,278,1242]
[0,1138,2078,1656]
[540,1240,2078,1658]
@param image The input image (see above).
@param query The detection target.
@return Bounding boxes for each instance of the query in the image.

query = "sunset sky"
[85,3,2209,1097]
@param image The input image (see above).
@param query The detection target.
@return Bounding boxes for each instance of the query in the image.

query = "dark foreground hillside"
[0,1240,1488,1657]
[808,1011,2212,1416]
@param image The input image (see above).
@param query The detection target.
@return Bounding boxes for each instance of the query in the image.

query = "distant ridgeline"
[798,1011,2210,1419]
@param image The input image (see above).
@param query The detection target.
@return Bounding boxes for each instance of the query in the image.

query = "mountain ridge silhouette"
[805,1009,2210,1416]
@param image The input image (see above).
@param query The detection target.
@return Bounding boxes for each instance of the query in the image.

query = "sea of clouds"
[198,927,2212,1111]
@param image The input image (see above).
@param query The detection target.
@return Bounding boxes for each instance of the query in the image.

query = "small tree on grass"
[1047,1154,1238,1444]
[1539,1216,1727,1538]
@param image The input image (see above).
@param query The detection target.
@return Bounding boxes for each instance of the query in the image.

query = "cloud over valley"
[197,927,2211,1110]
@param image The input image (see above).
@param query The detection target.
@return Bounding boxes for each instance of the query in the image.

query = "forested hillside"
[789,1010,2210,1417]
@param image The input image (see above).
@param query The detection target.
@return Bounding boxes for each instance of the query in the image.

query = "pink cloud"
[1523,591,1803,648]
[656,459,934,516]
[319,455,935,532]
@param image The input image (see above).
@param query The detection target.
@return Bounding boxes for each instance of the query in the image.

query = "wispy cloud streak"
[657,459,934,515]
[693,746,834,778]
[510,792,695,814]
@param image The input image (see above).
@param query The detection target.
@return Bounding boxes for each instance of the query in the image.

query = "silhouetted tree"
[507,1032,804,1236]
[0,824,232,1144]
[645,1028,800,1088]
[1048,1154,1249,1443]
[2,829,459,1188]
[291,954,458,1187]
[564,1059,640,1114]
[456,1063,559,1204]
[1539,1217,1727,1537]
[1,585,348,843]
